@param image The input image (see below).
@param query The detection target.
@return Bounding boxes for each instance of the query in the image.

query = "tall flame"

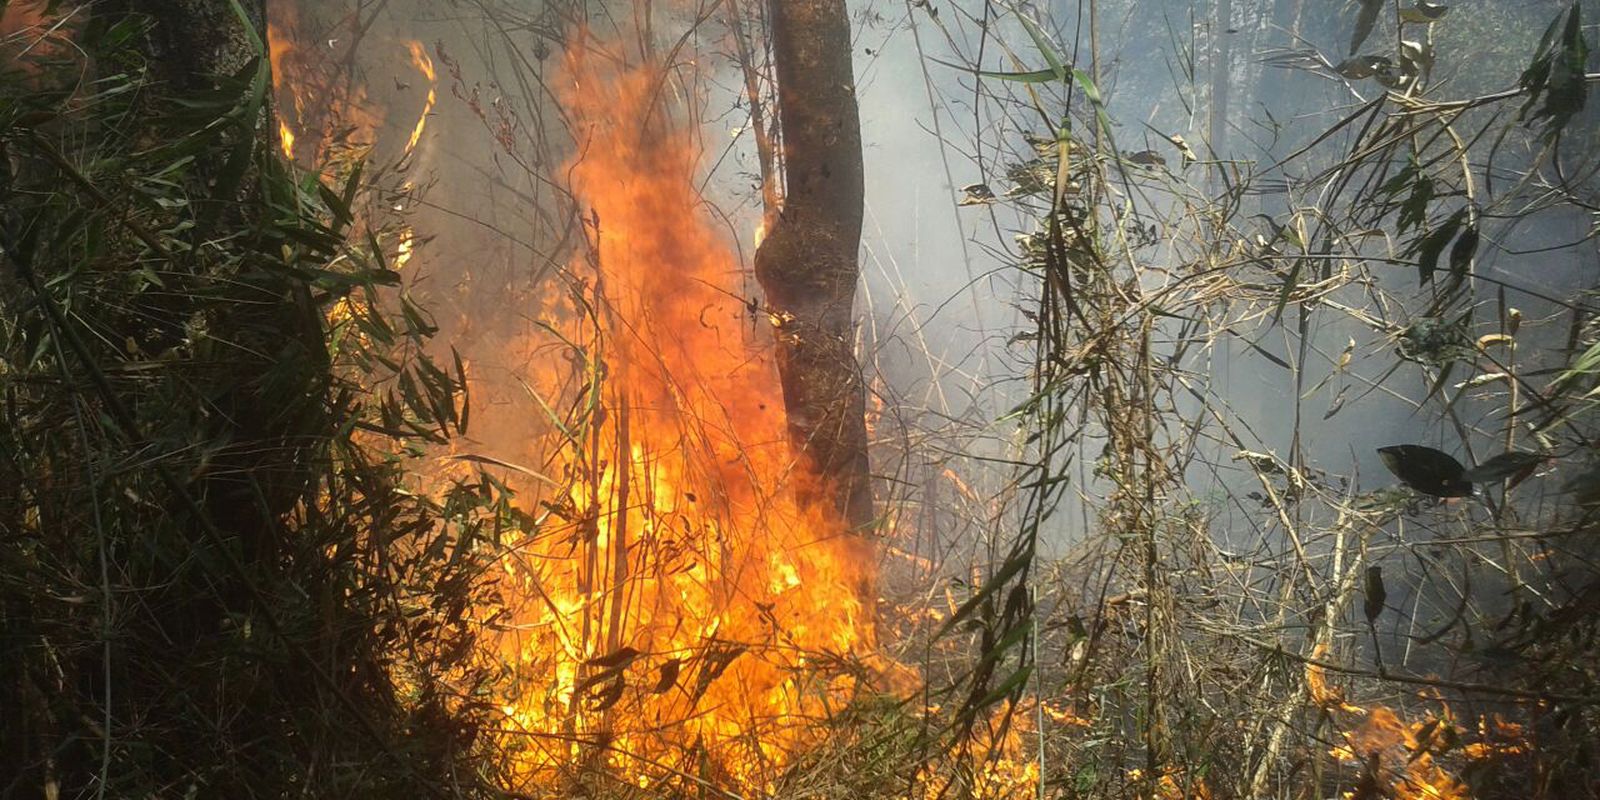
[491,40,881,789]
[402,41,436,158]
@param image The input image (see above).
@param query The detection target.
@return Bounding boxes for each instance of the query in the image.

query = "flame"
[1128,767,1214,800]
[402,41,436,158]
[1320,690,1537,799]
[277,119,296,161]
[1307,643,1365,714]
[490,39,881,790]
[393,227,415,270]
[265,3,384,169]
[1332,706,1471,800]
[1309,646,1538,799]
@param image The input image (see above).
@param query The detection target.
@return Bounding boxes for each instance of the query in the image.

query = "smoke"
[271,0,1598,675]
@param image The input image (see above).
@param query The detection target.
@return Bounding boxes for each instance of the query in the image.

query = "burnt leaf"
[584,674,626,712]
[1364,566,1387,623]
[1410,208,1466,285]
[1377,444,1473,497]
[1399,2,1449,24]
[1397,170,1434,235]
[1447,220,1478,285]
[1351,0,1383,54]
[585,646,642,669]
[1519,4,1590,141]
[650,659,681,694]
[1461,451,1547,483]
[1336,54,1394,80]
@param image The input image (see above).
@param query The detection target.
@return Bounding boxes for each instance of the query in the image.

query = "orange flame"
[265,3,384,169]
[402,41,436,158]
[1332,706,1471,800]
[491,39,882,790]
[277,119,296,161]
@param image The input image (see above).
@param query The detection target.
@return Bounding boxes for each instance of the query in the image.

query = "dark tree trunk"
[753,0,873,534]
[117,0,266,92]
[112,0,326,567]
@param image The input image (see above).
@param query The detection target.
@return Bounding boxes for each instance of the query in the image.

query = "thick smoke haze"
[278,1,1596,597]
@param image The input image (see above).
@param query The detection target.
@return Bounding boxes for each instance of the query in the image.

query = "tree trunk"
[753,0,873,533]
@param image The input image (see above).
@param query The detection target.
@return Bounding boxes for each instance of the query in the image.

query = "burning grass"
[483,41,898,791]
[252,2,1600,798]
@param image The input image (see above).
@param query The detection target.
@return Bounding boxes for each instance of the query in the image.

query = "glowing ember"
[490,38,882,790]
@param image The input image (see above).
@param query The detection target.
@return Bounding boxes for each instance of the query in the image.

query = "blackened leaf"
[651,659,682,694]
[1323,385,1350,420]
[1447,221,1478,284]
[1364,566,1387,623]
[585,674,626,711]
[1397,173,1435,234]
[1400,2,1449,24]
[1411,209,1465,285]
[960,183,997,205]
[1351,0,1383,54]
[1461,451,1546,483]
[585,646,642,669]
[1561,464,1600,505]
[1410,720,1442,761]
[1520,5,1590,141]
[1377,444,1473,497]
[1336,54,1393,80]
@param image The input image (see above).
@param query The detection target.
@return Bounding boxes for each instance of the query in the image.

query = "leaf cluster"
[0,9,512,798]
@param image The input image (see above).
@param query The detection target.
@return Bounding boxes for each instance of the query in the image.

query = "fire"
[1314,672,1537,799]
[1127,768,1214,800]
[1331,706,1471,800]
[1307,643,1366,714]
[489,38,881,790]
[393,227,415,270]
[402,41,436,158]
[265,3,384,169]
[277,119,296,161]
[1306,644,1544,798]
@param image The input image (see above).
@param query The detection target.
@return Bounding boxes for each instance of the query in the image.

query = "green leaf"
[205,59,267,226]
[930,58,1061,84]
[973,664,1033,709]
[935,547,1032,640]
[1274,259,1304,322]
[227,0,265,55]
[1016,12,1068,81]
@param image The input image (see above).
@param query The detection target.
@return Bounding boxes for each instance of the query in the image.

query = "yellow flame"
[394,228,415,270]
[486,41,886,791]
[278,120,296,161]
[403,41,437,157]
